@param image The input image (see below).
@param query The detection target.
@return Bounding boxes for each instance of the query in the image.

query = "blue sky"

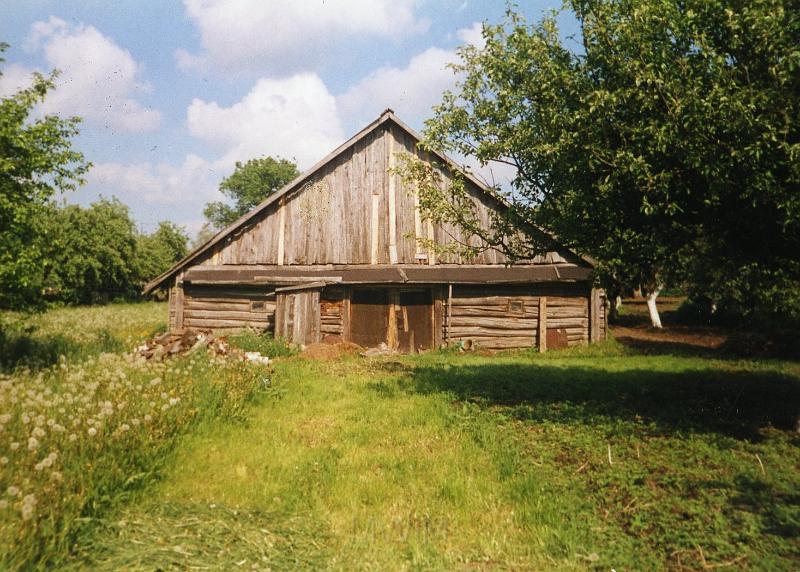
[1,1,574,237]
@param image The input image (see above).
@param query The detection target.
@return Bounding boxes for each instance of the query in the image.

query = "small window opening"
[251,301,266,312]
[508,299,525,314]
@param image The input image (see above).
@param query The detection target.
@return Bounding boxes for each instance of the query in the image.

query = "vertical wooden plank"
[312,290,321,344]
[446,283,453,344]
[433,286,443,348]
[174,273,185,332]
[413,184,423,257]
[387,288,398,349]
[277,197,286,266]
[426,219,436,265]
[342,287,351,341]
[538,296,547,352]
[589,287,601,343]
[370,193,380,265]
[387,127,399,264]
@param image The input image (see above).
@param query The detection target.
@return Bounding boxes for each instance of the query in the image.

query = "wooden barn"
[144,110,605,352]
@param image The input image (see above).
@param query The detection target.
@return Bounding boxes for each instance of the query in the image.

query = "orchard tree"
[204,156,299,231]
[135,221,189,285]
[46,199,139,304]
[410,0,800,327]
[0,43,89,308]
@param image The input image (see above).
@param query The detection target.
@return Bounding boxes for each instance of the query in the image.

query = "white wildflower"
[21,494,36,521]
[7,486,20,497]
[68,434,77,442]
[27,437,39,451]
[0,457,8,466]
[10,442,19,451]
[87,427,97,437]
[0,413,10,423]
[32,427,45,438]
[50,471,63,482]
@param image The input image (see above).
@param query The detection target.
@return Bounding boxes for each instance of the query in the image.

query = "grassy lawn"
[67,344,800,570]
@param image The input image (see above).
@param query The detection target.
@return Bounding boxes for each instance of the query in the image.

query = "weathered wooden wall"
[444,284,590,350]
[196,123,577,269]
[320,288,345,338]
[182,285,276,331]
[275,289,320,344]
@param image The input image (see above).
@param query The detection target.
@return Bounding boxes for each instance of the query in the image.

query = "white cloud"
[337,47,456,128]
[84,154,224,236]
[456,21,486,49]
[187,73,345,168]
[336,22,483,128]
[0,63,37,98]
[178,0,429,74]
[17,16,160,131]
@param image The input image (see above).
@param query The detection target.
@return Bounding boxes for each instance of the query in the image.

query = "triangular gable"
[144,110,591,293]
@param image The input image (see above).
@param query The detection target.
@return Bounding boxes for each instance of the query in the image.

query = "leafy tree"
[46,199,139,304]
[203,156,299,230]
[0,43,89,308]
[135,221,189,286]
[411,1,800,327]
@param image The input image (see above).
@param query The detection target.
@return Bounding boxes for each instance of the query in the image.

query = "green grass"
[0,302,166,371]
[68,346,800,570]
[0,303,268,570]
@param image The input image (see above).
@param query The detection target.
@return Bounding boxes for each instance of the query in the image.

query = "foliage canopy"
[415,0,800,321]
[0,43,90,308]
[203,156,299,231]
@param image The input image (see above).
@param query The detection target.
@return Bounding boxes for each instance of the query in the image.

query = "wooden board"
[275,289,320,345]
[398,289,434,353]
[349,288,389,348]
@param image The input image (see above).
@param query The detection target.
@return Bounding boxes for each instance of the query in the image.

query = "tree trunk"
[645,286,663,329]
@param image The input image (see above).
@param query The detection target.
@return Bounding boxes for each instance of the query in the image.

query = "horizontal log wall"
[182,285,276,332]
[445,284,590,350]
[320,287,345,337]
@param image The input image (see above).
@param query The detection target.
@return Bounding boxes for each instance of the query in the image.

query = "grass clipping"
[67,502,328,571]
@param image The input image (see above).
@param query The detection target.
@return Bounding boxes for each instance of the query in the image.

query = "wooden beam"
[433,286,443,348]
[538,296,547,352]
[590,287,601,343]
[174,273,185,332]
[342,287,351,342]
[387,128,399,264]
[371,193,380,264]
[387,288,399,349]
[277,197,286,266]
[426,219,437,265]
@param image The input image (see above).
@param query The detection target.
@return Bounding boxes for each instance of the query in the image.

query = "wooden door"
[349,288,389,347]
[398,289,433,353]
[275,289,321,345]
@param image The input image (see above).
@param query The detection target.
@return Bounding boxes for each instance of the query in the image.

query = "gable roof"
[144,109,592,294]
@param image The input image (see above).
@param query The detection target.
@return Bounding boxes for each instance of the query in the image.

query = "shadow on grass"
[0,325,125,372]
[392,361,800,441]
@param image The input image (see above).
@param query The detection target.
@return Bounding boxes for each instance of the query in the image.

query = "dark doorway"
[398,289,433,353]
[350,289,389,347]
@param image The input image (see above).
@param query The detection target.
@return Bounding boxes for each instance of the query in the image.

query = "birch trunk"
[645,287,663,329]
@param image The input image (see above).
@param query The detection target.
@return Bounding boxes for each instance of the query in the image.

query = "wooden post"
[538,296,547,352]
[589,287,601,343]
[387,288,399,349]
[277,197,286,265]
[446,283,453,344]
[433,286,443,349]
[174,273,185,332]
[342,287,351,342]
[387,128,399,264]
